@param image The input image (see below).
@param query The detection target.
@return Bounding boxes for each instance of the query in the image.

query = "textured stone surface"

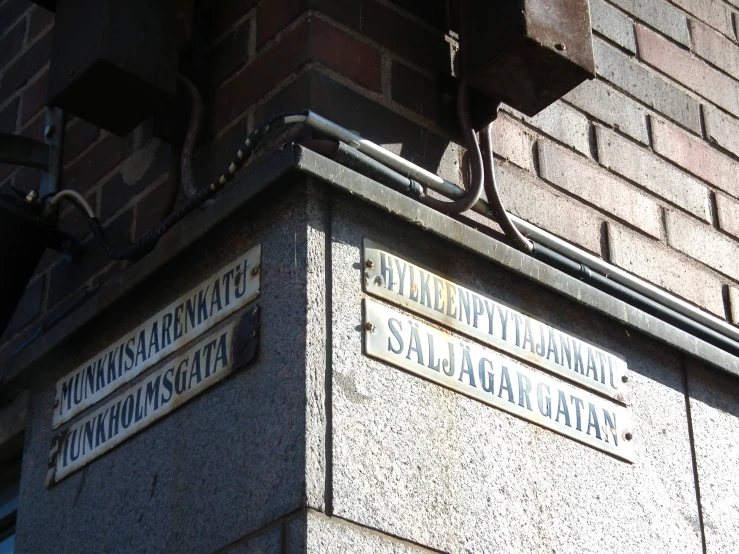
[222,525,282,553]
[564,79,649,144]
[328,192,702,554]
[538,140,662,237]
[596,126,710,220]
[593,38,701,132]
[492,114,536,173]
[15,183,314,554]
[636,25,739,118]
[666,209,739,281]
[608,0,689,46]
[729,287,739,325]
[651,117,739,198]
[687,360,739,554]
[514,101,591,157]
[716,193,739,240]
[591,0,636,53]
[690,20,739,82]
[608,223,726,317]
[672,0,736,40]
[305,512,431,553]
[495,162,603,254]
[703,105,739,158]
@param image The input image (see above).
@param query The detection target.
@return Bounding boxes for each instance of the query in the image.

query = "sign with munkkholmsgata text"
[52,245,261,429]
[364,300,635,463]
[363,239,628,404]
[47,309,260,486]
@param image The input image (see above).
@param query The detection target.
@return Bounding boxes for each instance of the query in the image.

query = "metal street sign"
[52,245,261,429]
[363,239,628,403]
[47,308,260,486]
[364,300,635,463]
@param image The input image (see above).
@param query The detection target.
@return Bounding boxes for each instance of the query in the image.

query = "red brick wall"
[3,0,739,352]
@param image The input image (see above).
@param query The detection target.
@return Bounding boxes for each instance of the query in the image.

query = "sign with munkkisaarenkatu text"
[364,300,635,462]
[52,245,261,429]
[47,308,260,485]
[363,239,628,403]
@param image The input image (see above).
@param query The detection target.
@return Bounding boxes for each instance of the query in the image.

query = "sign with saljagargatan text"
[364,300,635,462]
[52,245,261,429]
[47,308,260,485]
[363,239,628,403]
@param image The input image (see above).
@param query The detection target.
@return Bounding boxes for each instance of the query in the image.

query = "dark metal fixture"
[458,0,596,116]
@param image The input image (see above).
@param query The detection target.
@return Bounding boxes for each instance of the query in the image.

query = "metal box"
[47,0,178,136]
[459,0,595,116]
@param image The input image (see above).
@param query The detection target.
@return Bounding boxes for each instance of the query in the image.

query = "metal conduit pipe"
[301,110,739,346]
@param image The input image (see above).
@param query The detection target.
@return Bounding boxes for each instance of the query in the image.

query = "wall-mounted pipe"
[301,110,739,348]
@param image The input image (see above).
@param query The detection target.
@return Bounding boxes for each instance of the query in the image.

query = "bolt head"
[365,259,374,269]
[365,322,375,332]
[251,266,260,276]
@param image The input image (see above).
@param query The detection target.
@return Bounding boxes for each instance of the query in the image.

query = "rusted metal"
[459,0,595,116]
[233,306,260,370]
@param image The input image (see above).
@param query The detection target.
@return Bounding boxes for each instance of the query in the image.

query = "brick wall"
[2,0,739,356]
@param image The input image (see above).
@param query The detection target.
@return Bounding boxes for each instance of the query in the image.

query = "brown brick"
[61,133,131,193]
[0,0,27,37]
[256,0,358,48]
[492,114,535,173]
[636,25,739,117]
[28,4,53,41]
[47,208,132,308]
[134,178,177,240]
[57,190,95,240]
[716,193,739,240]
[690,20,739,81]
[195,0,259,50]
[391,61,438,120]
[19,110,45,142]
[62,118,100,166]
[0,29,52,98]
[608,222,725,317]
[538,140,662,238]
[651,117,739,198]
[216,17,381,131]
[360,0,448,72]
[100,139,171,220]
[19,70,47,124]
[196,19,251,91]
[310,18,381,92]
[672,0,736,40]
[0,97,18,134]
[666,209,739,281]
[0,18,25,68]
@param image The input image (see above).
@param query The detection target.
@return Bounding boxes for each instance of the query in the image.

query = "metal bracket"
[0,107,64,195]
[40,107,64,197]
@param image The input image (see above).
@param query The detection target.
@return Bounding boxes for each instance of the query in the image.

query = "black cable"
[480,117,533,253]
[88,112,302,261]
[419,80,484,214]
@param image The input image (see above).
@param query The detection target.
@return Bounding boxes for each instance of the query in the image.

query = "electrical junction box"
[46,0,179,136]
[459,0,596,116]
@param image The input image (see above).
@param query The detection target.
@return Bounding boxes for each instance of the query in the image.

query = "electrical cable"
[178,75,203,200]
[480,117,534,253]
[50,112,306,261]
[418,80,484,214]
[48,190,95,218]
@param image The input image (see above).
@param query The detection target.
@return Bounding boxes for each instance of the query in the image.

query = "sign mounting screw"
[365,322,375,332]
[365,259,374,269]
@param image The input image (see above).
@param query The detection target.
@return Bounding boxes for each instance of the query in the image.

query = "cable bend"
[479,120,534,253]
[419,80,484,214]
